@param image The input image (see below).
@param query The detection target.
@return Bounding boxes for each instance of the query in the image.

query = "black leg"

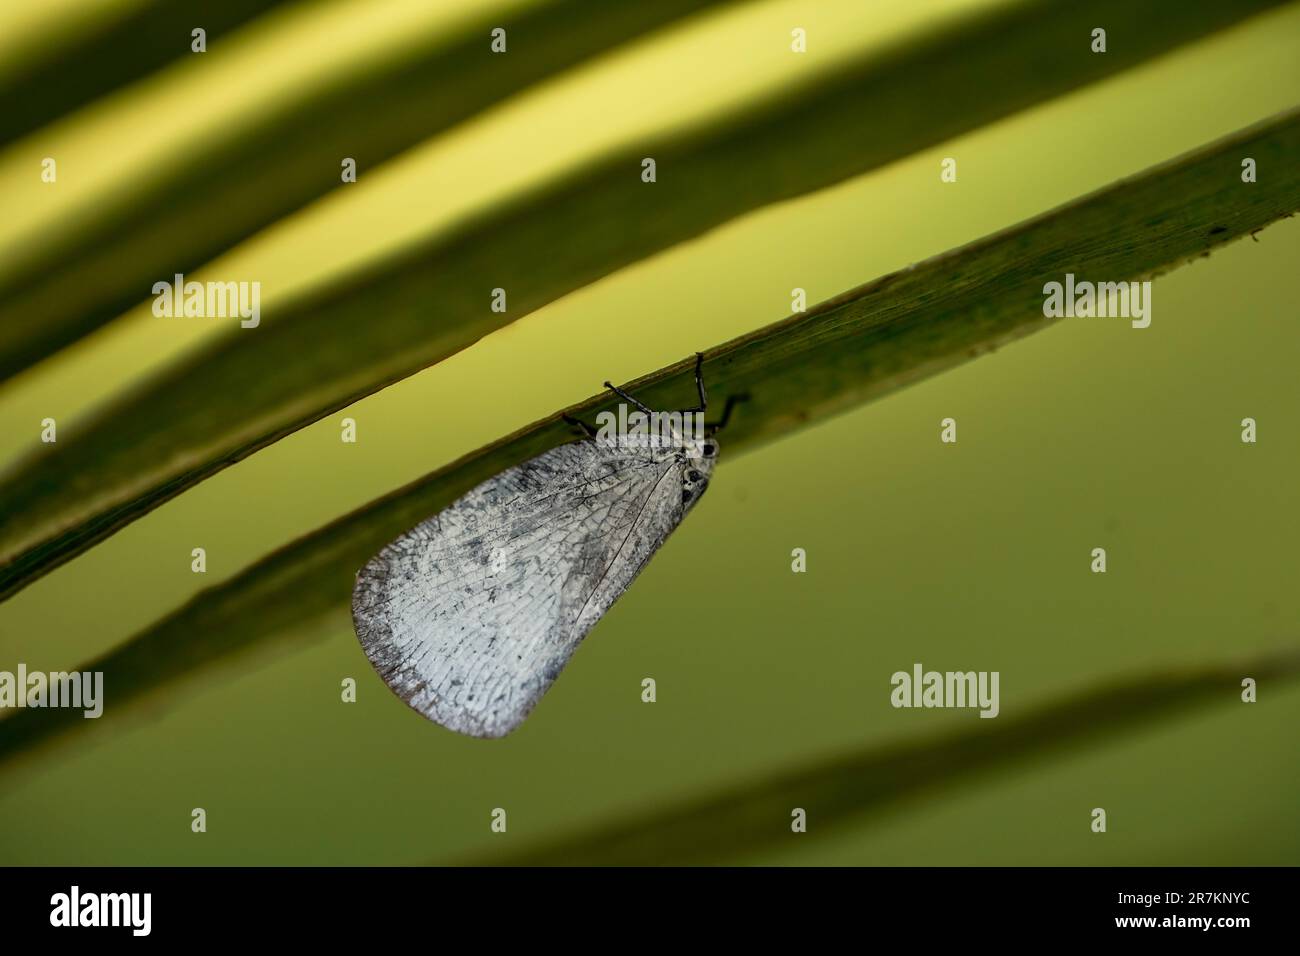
[706,392,748,435]
[607,353,711,420]
[562,413,598,439]
[679,352,707,414]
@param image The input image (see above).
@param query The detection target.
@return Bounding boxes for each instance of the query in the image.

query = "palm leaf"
[1,110,1295,774]
[0,0,1286,598]
[0,0,750,378]
[477,650,1300,865]
[0,0,286,147]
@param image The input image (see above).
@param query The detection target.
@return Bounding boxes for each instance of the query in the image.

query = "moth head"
[680,438,717,509]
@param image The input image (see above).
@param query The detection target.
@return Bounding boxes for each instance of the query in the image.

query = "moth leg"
[678,351,708,414]
[562,413,598,438]
[606,353,711,419]
[603,381,655,416]
[706,392,749,435]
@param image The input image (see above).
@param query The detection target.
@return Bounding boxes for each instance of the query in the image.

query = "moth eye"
[687,470,703,482]
[702,443,716,457]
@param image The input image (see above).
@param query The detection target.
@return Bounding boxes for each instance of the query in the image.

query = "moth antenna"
[604,381,654,416]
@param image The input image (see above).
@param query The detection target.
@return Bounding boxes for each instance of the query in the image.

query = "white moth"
[352,357,736,738]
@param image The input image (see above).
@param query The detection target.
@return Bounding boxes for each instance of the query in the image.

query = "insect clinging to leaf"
[352,353,743,738]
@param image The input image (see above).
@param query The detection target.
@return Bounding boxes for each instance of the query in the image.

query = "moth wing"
[352,440,687,738]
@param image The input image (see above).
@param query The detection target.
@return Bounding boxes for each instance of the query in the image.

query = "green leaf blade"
[0,0,751,379]
[480,651,1300,865]
[1,0,1287,598]
[0,0,285,147]
[1,110,1296,774]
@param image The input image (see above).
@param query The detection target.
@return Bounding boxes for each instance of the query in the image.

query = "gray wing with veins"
[352,439,688,738]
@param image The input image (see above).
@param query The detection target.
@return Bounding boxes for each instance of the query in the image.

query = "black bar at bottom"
[0,865,1294,941]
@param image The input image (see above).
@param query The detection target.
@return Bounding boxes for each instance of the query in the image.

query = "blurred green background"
[0,0,1297,864]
